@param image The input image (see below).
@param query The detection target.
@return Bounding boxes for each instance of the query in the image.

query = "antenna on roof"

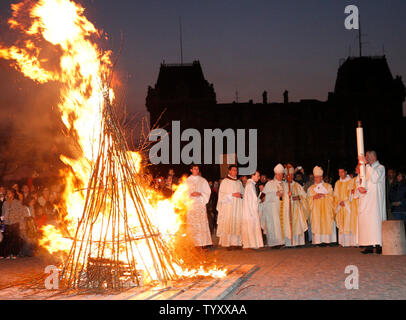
[358,13,362,56]
[179,16,183,65]
[357,12,368,57]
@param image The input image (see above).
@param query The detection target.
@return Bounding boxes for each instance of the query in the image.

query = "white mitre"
[313,166,324,177]
[274,164,285,174]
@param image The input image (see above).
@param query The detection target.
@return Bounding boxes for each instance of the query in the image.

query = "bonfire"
[0,0,225,290]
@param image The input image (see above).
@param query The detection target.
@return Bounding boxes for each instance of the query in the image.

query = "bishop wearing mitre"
[241,171,264,249]
[216,165,244,249]
[307,166,336,245]
[261,164,285,247]
[185,164,213,248]
[282,165,309,247]
[334,166,357,247]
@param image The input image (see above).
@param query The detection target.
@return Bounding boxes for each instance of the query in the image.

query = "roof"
[334,55,395,96]
[153,60,215,100]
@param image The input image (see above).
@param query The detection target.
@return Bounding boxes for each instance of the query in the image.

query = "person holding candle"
[357,151,386,254]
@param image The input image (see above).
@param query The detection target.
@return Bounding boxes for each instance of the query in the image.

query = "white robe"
[186,175,213,247]
[241,179,264,249]
[358,161,387,246]
[261,179,284,246]
[216,176,244,247]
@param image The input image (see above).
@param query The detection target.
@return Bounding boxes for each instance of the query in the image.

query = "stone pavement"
[207,246,406,300]
[0,246,405,299]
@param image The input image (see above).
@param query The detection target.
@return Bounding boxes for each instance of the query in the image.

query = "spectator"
[240,176,248,188]
[166,168,179,187]
[155,176,171,198]
[0,186,6,216]
[34,205,48,231]
[295,166,308,184]
[386,168,396,220]
[164,169,178,197]
[294,172,305,186]
[0,189,25,259]
[21,184,31,206]
[38,187,50,207]
[46,192,60,223]
[304,174,314,192]
[206,180,219,236]
[20,204,37,257]
[387,169,396,187]
[12,184,23,202]
[389,172,406,226]
[29,184,36,193]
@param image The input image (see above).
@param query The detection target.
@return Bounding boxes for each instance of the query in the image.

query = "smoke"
[0,59,72,183]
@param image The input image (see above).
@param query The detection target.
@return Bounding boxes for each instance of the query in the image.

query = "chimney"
[262,91,268,104]
[283,90,289,104]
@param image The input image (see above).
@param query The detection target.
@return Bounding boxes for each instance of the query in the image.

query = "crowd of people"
[1,150,405,259]
[182,151,406,255]
[0,182,63,259]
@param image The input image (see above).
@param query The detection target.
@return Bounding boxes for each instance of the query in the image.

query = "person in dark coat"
[206,181,219,236]
[389,172,406,225]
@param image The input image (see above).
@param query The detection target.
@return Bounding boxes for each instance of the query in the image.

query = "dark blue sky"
[1,0,406,116]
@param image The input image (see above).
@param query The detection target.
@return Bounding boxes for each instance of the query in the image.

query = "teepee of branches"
[60,89,180,290]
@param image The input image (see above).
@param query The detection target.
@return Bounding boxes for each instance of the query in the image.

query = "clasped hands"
[313,193,325,200]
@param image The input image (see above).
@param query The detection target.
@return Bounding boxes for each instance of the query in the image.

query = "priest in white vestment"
[216,165,244,248]
[261,164,285,247]
[282,165,309,247]
[241,171,264,249]
[185,165,213,247]
[357,151,386,254]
